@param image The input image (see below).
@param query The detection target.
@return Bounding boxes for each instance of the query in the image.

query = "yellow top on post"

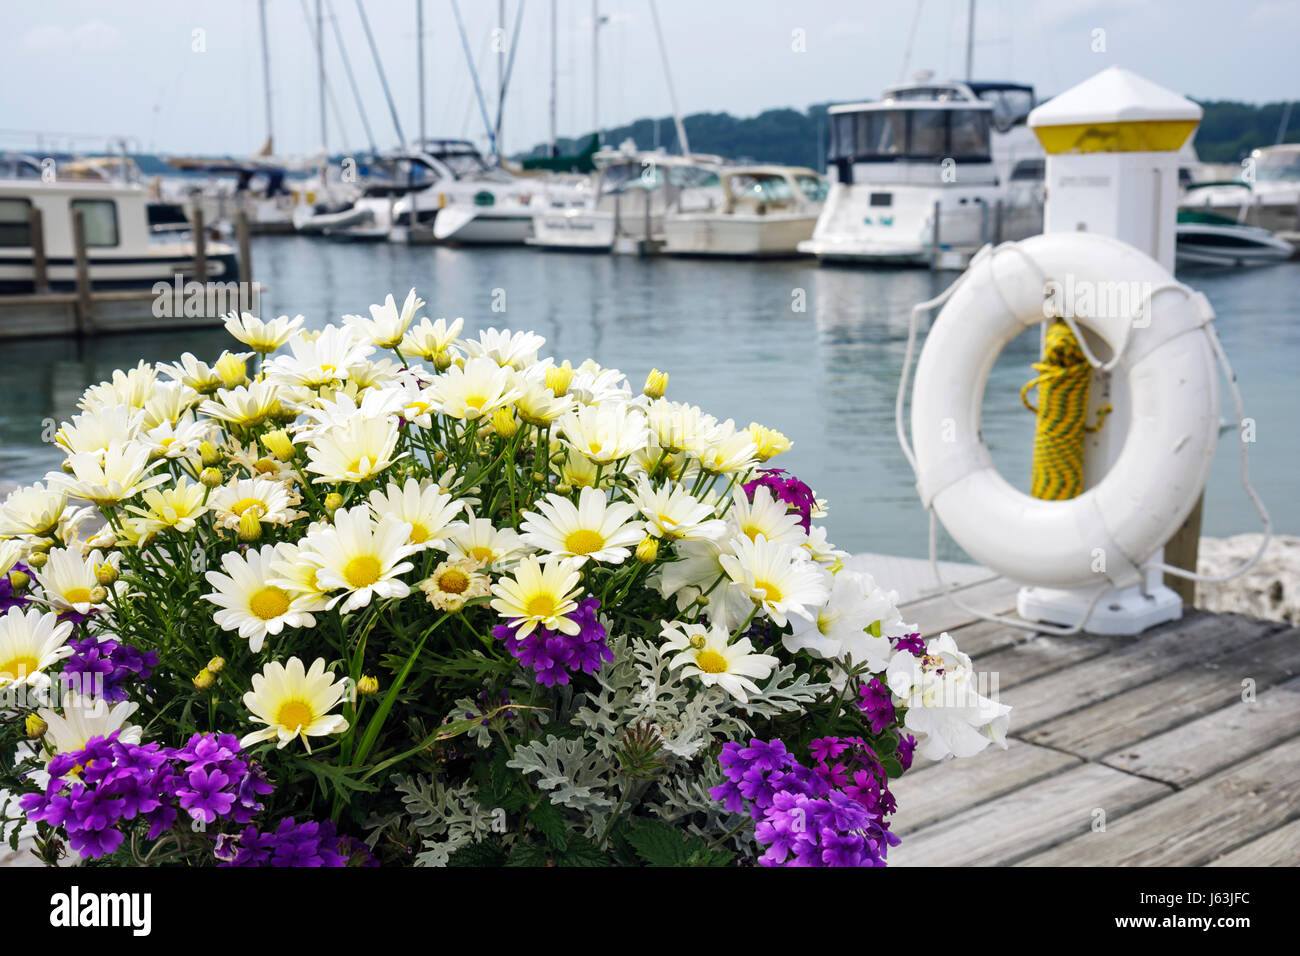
[1028,66,1201,155]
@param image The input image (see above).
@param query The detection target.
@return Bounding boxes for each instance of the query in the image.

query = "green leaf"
[294,758,379,804]
[527,797,570,852]
[555,834,607,867]
[624,819,693,867]
[446,840,507,867]
[881,755,904,778]
[505,841,551,867]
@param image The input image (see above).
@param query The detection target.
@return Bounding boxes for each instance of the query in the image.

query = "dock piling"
[70,208,92,336]
[192,205,208,284]
[28,207,49,294]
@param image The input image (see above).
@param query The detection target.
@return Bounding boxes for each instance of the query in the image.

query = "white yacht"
[299,141,551,245]
[1175,209,1295,266]
[1180,144,1300,243]
[0,178,237,294]
[661,165,828,258]
[798,79,1044,265]
[528,142,727,253]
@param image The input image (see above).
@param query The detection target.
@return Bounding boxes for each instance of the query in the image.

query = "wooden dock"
[888,575,1300,866]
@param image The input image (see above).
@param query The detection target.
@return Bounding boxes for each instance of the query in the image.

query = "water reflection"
[1,236,1292,558]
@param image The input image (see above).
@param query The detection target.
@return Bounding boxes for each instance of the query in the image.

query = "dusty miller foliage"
[380,629,829,865]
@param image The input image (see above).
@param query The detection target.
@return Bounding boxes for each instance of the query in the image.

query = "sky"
[3,0,1298,159]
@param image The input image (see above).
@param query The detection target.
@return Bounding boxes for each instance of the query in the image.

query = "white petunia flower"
[885,632,1012,761]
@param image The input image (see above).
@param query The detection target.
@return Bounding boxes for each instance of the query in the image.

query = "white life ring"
[910,233,1220,591]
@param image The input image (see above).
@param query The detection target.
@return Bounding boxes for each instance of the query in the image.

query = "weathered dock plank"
[998,611,1280,731]
[1101,675,1300,788]
[1206,818,1300,867]
[903,576,1021,636]
[888,762,1170,867]
[888,739,1081,836]
[1020,735,1300,866]
[1023,627,1300,759]
[974,630,1114,688]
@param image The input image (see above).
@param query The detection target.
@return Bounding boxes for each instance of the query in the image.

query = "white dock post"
[1016,66,1204,635]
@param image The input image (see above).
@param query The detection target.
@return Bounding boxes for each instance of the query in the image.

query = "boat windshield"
[602,162,719,193]
[796,174,829,201]
[975,88,1035,132]
[830,107,992,163]
[728,174,795,203]
[438,152,494,178]
[1255,152,1300,183]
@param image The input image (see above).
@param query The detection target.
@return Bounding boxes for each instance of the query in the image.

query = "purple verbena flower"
[493,597,612,687]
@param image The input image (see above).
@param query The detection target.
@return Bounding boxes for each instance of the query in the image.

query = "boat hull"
[0,248,240,294]
[662,214,818,258]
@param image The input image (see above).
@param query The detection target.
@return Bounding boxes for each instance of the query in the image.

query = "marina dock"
[888,575,1299,866]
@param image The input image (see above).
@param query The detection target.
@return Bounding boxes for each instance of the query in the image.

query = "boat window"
[949,110,991,159]
[70,198,120,247]
[864,111,906,156]
[0,197,33,247]
[975,88,1034,132]
[796,174,829,202]
[668,166,718,188]
[728,174,794,203]
[1255,152,1300,183]
[831,114,855,160]
[909,110,947,156]
[1010,158,1045,181]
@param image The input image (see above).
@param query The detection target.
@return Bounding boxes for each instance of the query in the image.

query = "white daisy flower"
[0,482,67,537]
[143,413,214,461]
[265,324,375,388]
[427,355,521,421]
[718,534,830,628]
[419,559,490,611]
[630,478,726,542]
[695,419,759,475]
[344,288,424,349]
[51,441,169,506]
[199,380,283,428]
[223,311,305,353]
[556,401,649,464]
[462,328,545,370]
[489,554,584,637]
[443,514,529,569]
[209,477,299,530]
[367,477,465,549]
[240,656,350,752]
[519,486,644,565]
[886,632,1012,761]
[78,361,158,412]
[726,484,806,548]
[646,400,717,456]
[295,506,418,612]
[567,360,632,405]
[400,315,464,360]
[304,415,404,484]
[54,406,145,458]
[204,544,321,653]
[33,547,115,616]
[38,691,142,758]
[126,477,209,534]
[513,378,575,427]
[140,380,203,429]
[0,606,75,691]
[159,351,226,394]
[660,621,779,704]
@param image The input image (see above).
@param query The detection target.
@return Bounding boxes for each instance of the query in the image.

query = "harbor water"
[0,236,1294,558]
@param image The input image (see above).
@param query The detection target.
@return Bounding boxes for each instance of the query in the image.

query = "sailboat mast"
[317,0,327,153]
[648,0,689,156]
[356,0,407,146]
[549,0,557,157]
[592,1,600,145]
[259,0,273,151]
[965,0,975,82]
[417,0,426,147]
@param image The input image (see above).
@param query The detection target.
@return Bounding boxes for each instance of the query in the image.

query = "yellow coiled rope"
[1020,321,1112,500]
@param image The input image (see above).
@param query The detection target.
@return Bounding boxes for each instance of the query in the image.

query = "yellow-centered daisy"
[240,656,350,752]
[204,544,321,652]
[519,486,644,565]
[489,555,584,637]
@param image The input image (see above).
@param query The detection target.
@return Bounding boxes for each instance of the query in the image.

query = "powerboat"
[662,165,827,257]
[1180,144,1300,243]
[0,178,238,293]
[797,78,1044,265]
[1175,209,1295,266]
[298,141,549,245]
[527,142,727,253]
